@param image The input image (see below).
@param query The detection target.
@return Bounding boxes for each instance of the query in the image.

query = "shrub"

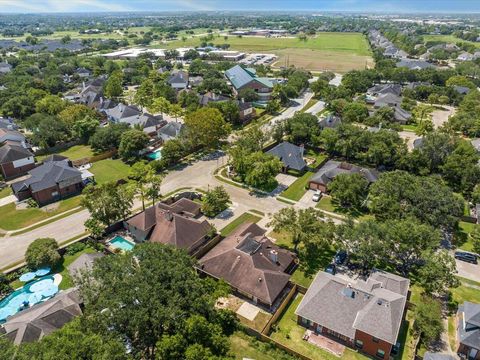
[65,242,86,256]
[25,238,61,269]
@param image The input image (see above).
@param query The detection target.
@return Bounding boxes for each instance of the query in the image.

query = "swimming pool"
[0,275,58,323]
[109,236,135,251]
[147,148,162,161]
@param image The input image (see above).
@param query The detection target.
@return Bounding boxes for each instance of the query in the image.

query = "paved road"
[305,100,325,116]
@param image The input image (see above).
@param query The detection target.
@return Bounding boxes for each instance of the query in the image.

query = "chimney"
[269,250,278,263]
[164,211,173,222]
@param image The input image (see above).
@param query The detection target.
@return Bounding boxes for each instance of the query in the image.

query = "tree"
[184,108,231,149]
[148,96,171,117]
[89,123,129,153]
[441,140,480,194]
[201,186,230,217]
[310,79,330,98]
[81,182,134,229]
[208,100,240,125]
[418,250,459,296]
[25,238,61,269]
[103,70,123,99]
[25,113,68,148]
[265,99,281,114]
[160,138,185,167]
[169,103,184,121]
[0,274,12,298]
[118,129,150,162]
[237,88,259,102]
[146,170,163,206]
[328,173,369,209]
[72,116,100,143]
[77,243,227,359]
[128,161,161,210]
[470,226,480,255]
[284,113,320,145]
[58,104,99,129]
[412,104,434,124]
[342,102,369,123]
[17,318,129,360]
[268,208,327,252]
[243,152,282,191]
[414,296,444,345]
[35,95,67,115]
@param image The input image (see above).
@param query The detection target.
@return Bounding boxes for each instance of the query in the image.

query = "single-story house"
[373,93,412,124]
[0,62,12,74]
[198,222,297,308]
[118,112,164,136]
[75,67,91,78]
[457,302,480,360]
[319,114,342,129]
[0,142,35,180]
[309,160,379,192]
[225,65,273,104]
[124,198,212,255]
[367,83,402,97]
[296,270,409,359]
[157,121,184,142]
[396,59,436,70]
[11,157,85,206]
[167,70,189,90]
[0,288,82,345]
[0,128,27,145]
[266,141,307,173]
[104,103,142,123]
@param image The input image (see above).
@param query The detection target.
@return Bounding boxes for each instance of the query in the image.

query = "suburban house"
[198,222,297,308]
[225,65,274,104]
[453,85,471,95]
[119,112,165,136]
[266,141,307,173]
[0,288,83,345]
[198,92,256,122]
[0,117,18,131]
[237,100,256,122]
[0,62,12,74]
[457,52,474,62]
[0,128,28,146]
[158,121,184,142]
[373,93,412,124]
[198,91,231,106]
[367,83,402,98]
[396,59,436,70]
[309,160,379,192]
[0,142,35,180]
[456,301,480,360]
[11,157,86,206]
[75,67,91,78]
[296,270,409,359]
[167,70,189,90]
[104,103,142,122]
[319,114,342,129]
[124,198,213,255]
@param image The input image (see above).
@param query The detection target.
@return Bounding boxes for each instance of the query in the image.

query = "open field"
[90,158,131,184]
[159,32,374,72]
[423,34,480,48]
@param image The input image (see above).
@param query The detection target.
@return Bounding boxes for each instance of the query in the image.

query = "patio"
[304,330,345,357]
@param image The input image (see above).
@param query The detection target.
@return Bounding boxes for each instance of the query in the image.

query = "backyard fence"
[34,140,82,156]
[262,283,297,335]
[72,149,117,167]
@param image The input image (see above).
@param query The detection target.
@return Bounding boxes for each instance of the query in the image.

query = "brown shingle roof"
[198,222,296,305]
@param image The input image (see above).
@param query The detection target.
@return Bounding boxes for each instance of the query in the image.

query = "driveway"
[0,195,16,207]
[432,105,456,129]
[305,100,325,116]
[398,130,422,151]
[456,259,480,282]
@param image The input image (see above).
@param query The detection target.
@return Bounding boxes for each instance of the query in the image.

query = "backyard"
[270,293,368,360]
[159,32,374,72]
[230,331,296,360]
[90,158,132,184]
[36,145,94,162]
[220,212,262,237]
[316,195,373,221]
[422,34,480,48]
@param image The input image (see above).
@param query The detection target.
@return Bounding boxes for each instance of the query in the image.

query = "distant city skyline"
[0,0,479,14]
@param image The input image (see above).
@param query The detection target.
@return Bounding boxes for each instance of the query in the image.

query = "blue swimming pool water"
[0,275,58,323]
[147,148,162,160]
[109,236,135,251]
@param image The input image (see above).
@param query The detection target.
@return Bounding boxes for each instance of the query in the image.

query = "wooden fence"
[262,283,297,335]
[72,149,117,167]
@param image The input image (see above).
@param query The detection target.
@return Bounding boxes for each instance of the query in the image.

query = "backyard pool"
[109,236,135,251]
[0,275,59,323]
[147,148,162,161]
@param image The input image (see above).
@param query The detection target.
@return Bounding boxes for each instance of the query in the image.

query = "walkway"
[0,195,16,207]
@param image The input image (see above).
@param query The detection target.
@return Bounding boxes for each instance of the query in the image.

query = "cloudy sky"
[0,0,478,13]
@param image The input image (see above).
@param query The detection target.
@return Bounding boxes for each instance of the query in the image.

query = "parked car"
[334,250,347,265]
[312,190,322,202]
[325,263,336,275]
[454,251,478,264]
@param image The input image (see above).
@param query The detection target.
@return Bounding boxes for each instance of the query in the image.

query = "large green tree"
[25,238,61,269]
[184,107,231,149]
[118,129,150,162]
[201,186,230,217]
[328,173,369,209]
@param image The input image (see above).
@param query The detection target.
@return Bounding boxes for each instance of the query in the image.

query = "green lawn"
[401,124,418,132]
[0,196,82,231]
[220,213,262,237]
[230,331,296,360]
[451,277,480,304]
[423,34,480,49]
[0,187,12,199]
[300,99,319,113]
[37,145,94,162]
[316,196,373,221]
[280,171,314,201]
[270,294,368,360]
[447,316,457,353]
[454,221,477,252]
[90,158,131,184]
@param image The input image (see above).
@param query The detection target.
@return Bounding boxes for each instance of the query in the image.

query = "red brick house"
[296,270,409,359]
[11,157,84,206]
[0,142,35,180]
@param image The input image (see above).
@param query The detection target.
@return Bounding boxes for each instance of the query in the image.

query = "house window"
[372,337,379,343]
[376,349,385,358]
[355,340,364,349]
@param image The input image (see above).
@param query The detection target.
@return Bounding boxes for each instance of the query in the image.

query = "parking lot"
[239,53,277,66]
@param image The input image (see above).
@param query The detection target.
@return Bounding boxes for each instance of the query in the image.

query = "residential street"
[305,100,325,115]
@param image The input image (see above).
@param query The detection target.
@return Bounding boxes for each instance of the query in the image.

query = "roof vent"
[164,211,173,222]
[377,299,383,306]
[258,277,262,282]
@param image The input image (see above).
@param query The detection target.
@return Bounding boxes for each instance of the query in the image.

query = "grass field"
[280,171,314,201]
[423,34,480,49]
[0,196,82,231]
[37,145,94,162]
[0,187,12,199]
[90,158,131,184]
[454,221,477,252]
[220,212,262,237]
[159,32,374,72]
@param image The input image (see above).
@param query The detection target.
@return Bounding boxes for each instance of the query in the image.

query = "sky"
[0,0,479,14]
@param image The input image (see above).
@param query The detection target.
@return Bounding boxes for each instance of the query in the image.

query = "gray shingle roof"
[158,122,184,141]
[296,270,409,344]
[105,103,141,122]
[266,142,306,171]
[0,143,33,164]
[167,70,189,85]
[310,160,379,187]
[458,302,480,350]
[396,59,435,70]
[367,83,402,97]
[68,252,104,277]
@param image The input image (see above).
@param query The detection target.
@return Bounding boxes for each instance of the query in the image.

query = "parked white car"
[312,190,322,202]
